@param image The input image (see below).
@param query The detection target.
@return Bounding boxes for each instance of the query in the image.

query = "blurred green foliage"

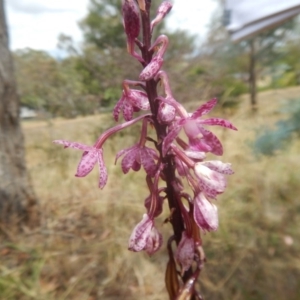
[13,2,300,118]
[253,98,300,155]
[14,0,198,118]
[14,49,91,118]
[79,0,125,49]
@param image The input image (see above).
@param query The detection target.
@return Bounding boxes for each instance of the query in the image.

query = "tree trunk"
[0,0,39,225]
[249,39,257,111]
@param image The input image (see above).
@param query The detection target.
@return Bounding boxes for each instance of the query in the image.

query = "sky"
[5,0,218,55]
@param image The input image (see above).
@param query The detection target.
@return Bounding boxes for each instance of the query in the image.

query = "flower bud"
[151,1,173,31]
[157,1,173,16]
[122,0,140,40]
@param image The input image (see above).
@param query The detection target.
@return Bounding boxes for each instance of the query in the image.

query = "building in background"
[224,0,300,41]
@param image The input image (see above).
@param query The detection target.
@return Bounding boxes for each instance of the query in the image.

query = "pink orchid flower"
[163,98,237,156]
[194,160,234,199]
[128,214,162,255]
[181,98,237,155]
[113,88,150,122]
[115,143,158,176]
[53,140,108,189]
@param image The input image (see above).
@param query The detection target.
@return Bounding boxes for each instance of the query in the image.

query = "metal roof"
[224,0,300,41]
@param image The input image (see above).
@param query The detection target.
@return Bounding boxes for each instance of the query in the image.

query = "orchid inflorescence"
[54,1,237,298]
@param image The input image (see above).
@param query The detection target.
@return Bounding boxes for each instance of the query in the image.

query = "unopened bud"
[151,1,173,31]
[122,0,140,40]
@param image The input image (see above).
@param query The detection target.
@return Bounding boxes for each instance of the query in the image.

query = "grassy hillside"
[1,87,300,300]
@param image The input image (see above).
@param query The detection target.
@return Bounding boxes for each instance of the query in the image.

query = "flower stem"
[140,3,196,297]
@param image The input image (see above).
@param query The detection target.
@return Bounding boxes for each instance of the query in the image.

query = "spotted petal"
[122,100,134,121]
[158,102,175,124]
[184,150,206,161]
[113,96,125,122]
[194,163,226,198]
[53,140,92,152]
[115,145,136,164]
[140,147,157,176]
[76,149,98,177]
[201,161,234,175]
[188,136,213,153]
[121,146,140,173]
[144,226,163,255]
[97,149,108,189]
[162,125,181,156]
[199,128,223,156]
[191,98,217,119]
[200,117,237,130]
[194,193,218,232]
[128,214,153,252]
[129,90,150,110]
[139,56,163,81]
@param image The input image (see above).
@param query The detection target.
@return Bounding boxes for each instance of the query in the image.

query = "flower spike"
[54,2,237,298]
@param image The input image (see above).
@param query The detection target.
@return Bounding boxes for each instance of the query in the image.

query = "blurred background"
[1,0,300,299]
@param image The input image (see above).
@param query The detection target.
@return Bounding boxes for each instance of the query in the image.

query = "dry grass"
[1,87,300,299]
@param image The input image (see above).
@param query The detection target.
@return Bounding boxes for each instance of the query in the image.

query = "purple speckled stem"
[140,1,195,288]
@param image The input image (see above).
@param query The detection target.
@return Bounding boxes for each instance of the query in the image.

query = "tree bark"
[249,39,257,111]
[0,0,39,225]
